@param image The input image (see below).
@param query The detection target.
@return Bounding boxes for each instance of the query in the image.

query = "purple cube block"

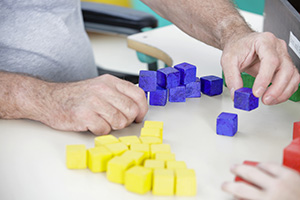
[186,77,201,98]
[149,86,167,106]
[157,67,180,89]
[169,85,186,102]
[200,75,223,96]
[174,62,197,85]
[139,70,157,92]
[234,88,259,111]
[216,112,238,137]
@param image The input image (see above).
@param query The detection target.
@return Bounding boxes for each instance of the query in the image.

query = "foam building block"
[200,75,223,96]
[139,70,157,92]
[121,150,146,165]
[66,145,87,169]
[234,87,259,111]
[216,112,238,137]
[155,152,176,162]
[149,86,167,106]
[166,161,187,170]
[107,156,135,184]
[151,144,171,159]
[283,138,300,173]
[119,135,141,147]
[125,166,152,194]
[293,121,300,139]
[95,135,119,147]
[130,143,150,158]
[169,85,186,102]
[175,169,197,196]
[185,77,201,98]
[144,159,165,170]
[144,121,163,139]
[87,146,113,172]
[105,142,128,156]
[235,161,259,184]
[289,84,300,102]
[157,67,180,89]
[140,127,162,141]
[241,72,255,88]
[174,62,197,85]
[152,169,175,195]
[140,136,162,145]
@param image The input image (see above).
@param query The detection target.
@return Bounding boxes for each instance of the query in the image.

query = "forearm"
[141,0,253,49]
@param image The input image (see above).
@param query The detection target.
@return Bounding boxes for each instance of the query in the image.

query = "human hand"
[222,163,300,200]
[221,32,300,105]
[41,74,148,135]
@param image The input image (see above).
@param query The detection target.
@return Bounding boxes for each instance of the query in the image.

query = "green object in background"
[241,72,255,88]
[233,0,265,15]
[289,84,300,102]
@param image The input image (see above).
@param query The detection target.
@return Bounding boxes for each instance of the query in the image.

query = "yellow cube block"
[152,169,175,196]
[107,156,135,184]
[175,169,197,196]
[66,145,87,169]
[95,135,119,147]
[125,166,152,194]
[140,127,162,141]
[144,121,163,139]
[166,161,187,170]
[144,159,165,170]
[105,142,128,156]
[150,144,171,159]
[130,143,150,158]
[119,135,141,147]
[121,150,146,165]
[155,152,176,161]
[87,146,113,172]
[140,136,162,144]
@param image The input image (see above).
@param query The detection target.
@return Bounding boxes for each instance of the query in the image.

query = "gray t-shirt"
[0,0,98,82]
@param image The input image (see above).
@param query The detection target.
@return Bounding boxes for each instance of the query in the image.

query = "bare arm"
[0,71,148,135]
[142,0,300,105]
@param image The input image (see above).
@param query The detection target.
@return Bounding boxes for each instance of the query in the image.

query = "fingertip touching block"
[151,144,171,159]
[289,84,300,102]
[130,143,150,159]
[139,70,157,92]
[155,152,176,162]
[234,87,259,111]
[175,169,197,196]
[157,67,180,89]
[121,150,146,165]
[166,161,187,170]
[185,77,201,98]
[105,142,128,156]
[149,86,167,106]
[107,156,135,184]
[169,85,186,102]
[140,127,162,141]
[293,121,300,139]
[125,166,152,194]
[200,75,223,96]
[66,145,87,169]
[119,135,141,147]
[174,62,197,85]
[140,136,162,145]
[87,146,113,172]
[283,138,300,173]
[235,161,259,184]
[95,135,119,147]
[216,112,238,137]
[144,159,165,170]
[152,169,175,196]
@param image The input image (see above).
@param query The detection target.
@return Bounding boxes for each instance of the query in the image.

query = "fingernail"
[254,86,265,97]
[264,95,275,105]
[230,88,235,100]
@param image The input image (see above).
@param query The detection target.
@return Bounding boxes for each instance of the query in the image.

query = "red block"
[235,161,259,184]
[283,138,300,173]
[293,121,300,140]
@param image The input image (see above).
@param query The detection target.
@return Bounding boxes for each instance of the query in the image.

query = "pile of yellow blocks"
[66,121,197,196]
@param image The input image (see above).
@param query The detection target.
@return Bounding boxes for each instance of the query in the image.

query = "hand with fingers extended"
[39,74,148,135]
[221,32,300,105]
[222,163,300,200]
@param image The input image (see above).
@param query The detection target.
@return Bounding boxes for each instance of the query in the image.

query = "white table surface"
[1,11,299,200]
